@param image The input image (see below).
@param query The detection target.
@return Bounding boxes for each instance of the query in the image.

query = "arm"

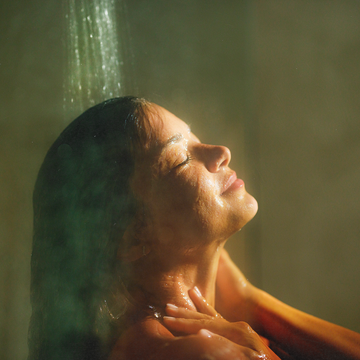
[216,249,360,360]
[256,290,360,359]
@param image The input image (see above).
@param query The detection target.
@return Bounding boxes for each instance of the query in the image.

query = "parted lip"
[221,171,237,194]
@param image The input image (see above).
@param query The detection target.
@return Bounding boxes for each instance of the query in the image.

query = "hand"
[163,287,280,360]
[216,249,261,330]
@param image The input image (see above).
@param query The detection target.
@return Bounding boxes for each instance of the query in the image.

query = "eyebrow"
[161,126,191,152]
[159,133,184,157]
[165,133,184,147]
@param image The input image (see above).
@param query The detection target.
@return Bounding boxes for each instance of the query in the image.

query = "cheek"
[158,174,199,217]
[173,172,225,240]
[150,171,211,234]
[193,174,222,218]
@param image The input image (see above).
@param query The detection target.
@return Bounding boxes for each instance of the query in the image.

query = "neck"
[125,241,225,314]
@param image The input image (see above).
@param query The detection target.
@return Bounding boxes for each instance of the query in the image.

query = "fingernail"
[163,316,176,321]
[166,303,178,311]
[198,329,213,338]
[193,286,202,297]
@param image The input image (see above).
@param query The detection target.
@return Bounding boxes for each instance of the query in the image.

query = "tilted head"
[122,104,258,264]
[28,97,258,360]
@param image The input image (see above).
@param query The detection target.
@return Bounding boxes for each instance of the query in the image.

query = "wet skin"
[131,105,258,250]
[109,285,279,360]
[111,104,266,360]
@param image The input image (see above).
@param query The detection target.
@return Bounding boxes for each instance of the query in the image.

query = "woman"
[29,96,360,360]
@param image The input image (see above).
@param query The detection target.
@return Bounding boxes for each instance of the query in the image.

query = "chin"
[246,192,258,218]
[235,192,258,230]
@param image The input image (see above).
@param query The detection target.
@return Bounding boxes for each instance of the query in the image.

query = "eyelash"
[176,154,193,168]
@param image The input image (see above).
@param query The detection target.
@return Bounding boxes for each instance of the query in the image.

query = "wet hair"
[28,96,151,360]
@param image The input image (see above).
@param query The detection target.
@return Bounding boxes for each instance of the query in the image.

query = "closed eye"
[175,154,193,168]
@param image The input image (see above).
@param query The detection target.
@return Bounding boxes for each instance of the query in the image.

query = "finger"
[163,316,223,335]
[164,316,262,350]
[162,330,268,360]
[197,329,272,360]
[166,304,214,320]
[189,287,222,318]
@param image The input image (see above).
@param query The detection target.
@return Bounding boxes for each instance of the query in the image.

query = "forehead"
[148,105,191,144]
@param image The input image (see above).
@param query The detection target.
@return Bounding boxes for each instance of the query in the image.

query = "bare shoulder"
[108,317,244,360]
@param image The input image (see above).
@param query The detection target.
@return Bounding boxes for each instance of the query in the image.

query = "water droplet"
[64,0,122,114]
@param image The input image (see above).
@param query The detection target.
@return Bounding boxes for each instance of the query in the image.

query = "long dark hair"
[28,96,150,360]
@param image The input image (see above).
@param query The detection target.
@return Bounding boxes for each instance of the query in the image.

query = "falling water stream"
[63,0,123,119]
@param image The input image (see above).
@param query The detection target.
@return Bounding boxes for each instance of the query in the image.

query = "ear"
[117,226,150,263]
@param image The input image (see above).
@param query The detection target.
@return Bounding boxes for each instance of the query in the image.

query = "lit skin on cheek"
[149,167,232,246]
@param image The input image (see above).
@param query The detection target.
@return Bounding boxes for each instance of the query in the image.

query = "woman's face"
[132,105,258,249]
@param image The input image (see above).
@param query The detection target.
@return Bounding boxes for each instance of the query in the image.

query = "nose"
[202,144,231,173]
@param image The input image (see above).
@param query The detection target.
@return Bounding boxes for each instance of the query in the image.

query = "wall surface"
[0,1,359,359]
[255,0,360,331]
[0,2,64,359]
